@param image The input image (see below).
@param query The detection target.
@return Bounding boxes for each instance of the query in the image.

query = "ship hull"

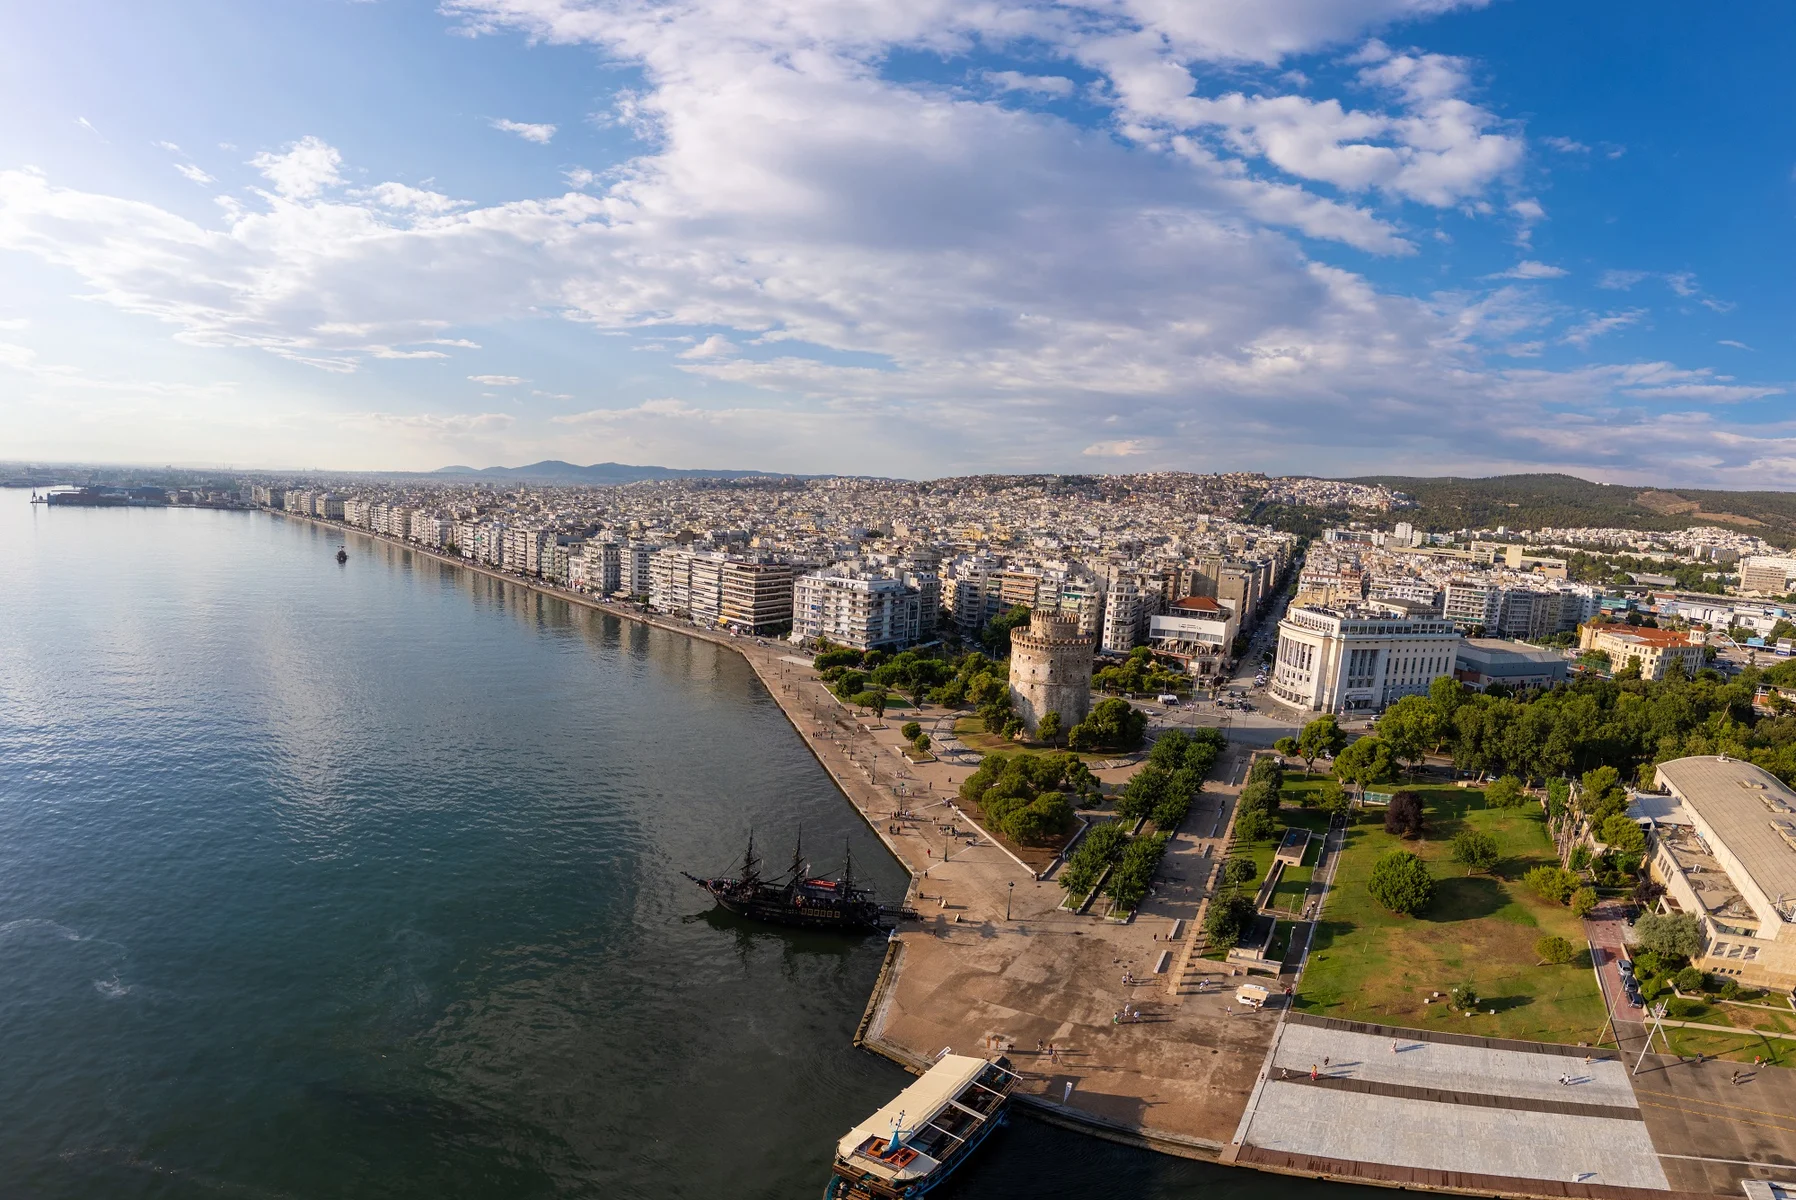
[710,892,887,932]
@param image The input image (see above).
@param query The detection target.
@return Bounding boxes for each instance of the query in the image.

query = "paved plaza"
[1240,1019,1670,1190]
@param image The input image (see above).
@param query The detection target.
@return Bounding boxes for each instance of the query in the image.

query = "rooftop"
[1656,756,1796,922]
[836,1054,992,1180]
[1457,638,1566,667]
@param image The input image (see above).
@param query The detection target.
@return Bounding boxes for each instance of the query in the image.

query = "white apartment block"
[791,567,922,650]
[1270,601,1460,713]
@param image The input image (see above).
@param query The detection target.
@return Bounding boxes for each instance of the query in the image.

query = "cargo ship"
[684,832,889,931]
[824,1054,1018,1199]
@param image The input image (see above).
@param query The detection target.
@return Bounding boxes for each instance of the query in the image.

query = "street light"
[1007,880,1014,921]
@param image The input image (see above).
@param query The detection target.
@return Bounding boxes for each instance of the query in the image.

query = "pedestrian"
[1037,1039,1044,1053]
[1226,1006,1232,1018]
[1311,1064,1318,1080]
[1390,1039,1398,1053]
[1323,1056,1330,1068]
[1731,1071,1740,1086]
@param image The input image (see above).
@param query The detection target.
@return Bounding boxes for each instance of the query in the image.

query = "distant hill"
[432,460,801,484]
[1337,472,1796,546]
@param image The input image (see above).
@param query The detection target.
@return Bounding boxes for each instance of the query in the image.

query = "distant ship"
[336,548,348,563]
[825,1053,1017,1199]
[685,832,889,931]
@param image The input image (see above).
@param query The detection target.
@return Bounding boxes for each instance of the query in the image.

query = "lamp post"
[1007,880,1014,921]
[1634,1001,1668,1076]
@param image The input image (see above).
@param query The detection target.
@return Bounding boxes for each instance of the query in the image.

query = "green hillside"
[1335,473,1796,546]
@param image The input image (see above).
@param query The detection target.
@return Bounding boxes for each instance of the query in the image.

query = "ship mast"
[842,837,854,894]
[741,830,762,885]
[788,826,806,883]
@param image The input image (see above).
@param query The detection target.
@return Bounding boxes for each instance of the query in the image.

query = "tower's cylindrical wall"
[1008,617,1095,732]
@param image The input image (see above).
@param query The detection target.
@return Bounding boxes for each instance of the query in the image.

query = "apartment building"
[1579,622,1706,681]
[1147,595,1239,680]
[791,567,923,650]
[720,561,795,635]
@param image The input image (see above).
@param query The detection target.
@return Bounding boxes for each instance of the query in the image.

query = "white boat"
[824,1053,1016,1199]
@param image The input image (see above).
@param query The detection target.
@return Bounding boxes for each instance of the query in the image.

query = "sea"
[0,489,1379,1200]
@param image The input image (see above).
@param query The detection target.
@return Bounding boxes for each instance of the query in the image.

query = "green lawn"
[951,716,1110,762]
[1659,1025,1794,1067]
[1295,785,1609,1046]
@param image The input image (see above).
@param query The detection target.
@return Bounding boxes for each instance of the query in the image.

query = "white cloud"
[175,163,216,185]
[1541,136,1588,153]
[1487,259,1565,280]
[1563,310,1645,349]
[250,135,343,199]
[1,1,1783,482]
[1719,340,1752,350]
[1083,439,1153,457]
[1598,269,1648,290]
[564,167,599,188]
[491,118,557,143]
[985,70,1076,98]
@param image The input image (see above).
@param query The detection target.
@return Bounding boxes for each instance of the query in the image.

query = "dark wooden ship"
[824,1054,1017,1199]
[685,832,889,931]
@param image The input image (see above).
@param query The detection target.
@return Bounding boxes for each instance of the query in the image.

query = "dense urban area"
[22,465,1796,1196]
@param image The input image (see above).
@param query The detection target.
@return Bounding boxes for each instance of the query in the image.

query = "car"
[1618,958,1634,975]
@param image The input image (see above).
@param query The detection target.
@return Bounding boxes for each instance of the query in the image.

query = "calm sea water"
[0,489,1380,1200]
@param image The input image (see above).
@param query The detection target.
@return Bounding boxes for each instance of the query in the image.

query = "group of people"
[1113,1005,1143,1024]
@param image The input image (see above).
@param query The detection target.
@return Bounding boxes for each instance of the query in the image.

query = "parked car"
[1618,958,1634,976]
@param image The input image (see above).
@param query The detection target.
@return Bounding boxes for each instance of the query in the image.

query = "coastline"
[261,511,1751,1200]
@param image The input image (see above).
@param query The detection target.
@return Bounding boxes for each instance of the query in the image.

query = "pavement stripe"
[1274,1073,1643,1121]
[1634,1097,1796,1137]
[1633,1089,1796,1126]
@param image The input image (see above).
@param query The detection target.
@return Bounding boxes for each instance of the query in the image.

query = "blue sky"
[0,0,1790,483]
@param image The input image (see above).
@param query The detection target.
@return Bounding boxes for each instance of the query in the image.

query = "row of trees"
[1094,646,1191,697]
[1116,728,1227,828]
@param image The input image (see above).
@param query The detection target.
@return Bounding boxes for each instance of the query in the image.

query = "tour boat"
[824,1054,1017,1199]
[685,832,890,932]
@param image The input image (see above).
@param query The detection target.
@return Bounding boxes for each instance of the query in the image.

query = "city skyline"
[2,1,1791,483]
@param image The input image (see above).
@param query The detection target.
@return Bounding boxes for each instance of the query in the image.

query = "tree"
[1384,791,1425,839]
[1600,814,1646,854]
[1430,675,1468,723]
[1296,714,1347,773]
[1274,736,1299,759]
[1313,780,1352,819]
[1450,982,1479,1011]
[1633,910,1703,962]
[1222,856,1258,886]
[1035,710,1063,746]
[912,733,931,753]
[901,721,922,741]
[1534,935,1576,965]
[981,605,1032,657]
[1368,850,1434,915]
[1580,765,1628,824]
[1523,865,1579,903]
[1334,735,1395,798]
[1570,886,1598,918]
[1484,775,1526,809]
[1203,893,1258,949]
[1234,806,1275,842]
[1450,829,1500,874]
[1379,695,1441,772]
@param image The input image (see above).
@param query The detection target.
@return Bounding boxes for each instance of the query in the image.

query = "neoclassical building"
[1009,610,1095,732]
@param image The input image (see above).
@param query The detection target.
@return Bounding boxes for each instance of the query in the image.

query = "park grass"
[1665,1001,1796,1036]
[1658,1025,1794,1067]
[1294,785,1609,1046]
[951,716,1110,762]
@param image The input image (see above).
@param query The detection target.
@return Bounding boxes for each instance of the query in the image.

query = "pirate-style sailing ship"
[684,831,889,931]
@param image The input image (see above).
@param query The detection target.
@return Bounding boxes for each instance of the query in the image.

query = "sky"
[0,0,1791,483]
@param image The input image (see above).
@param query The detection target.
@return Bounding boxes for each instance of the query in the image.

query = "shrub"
[900,721,921,741]
[1222,856,1257,886]
[1718,979,1741,1000]
[1666,997,1708,1020]
[1569,844,1592,870]
[1673,966,1705,993]
[1450,982,1479,1011]
[1450,829,1499,874]
[1535,935,1576,965]
[1570,887,1598,918]
[1368,850,1434,915]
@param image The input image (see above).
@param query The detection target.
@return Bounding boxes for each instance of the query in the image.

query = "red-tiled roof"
[1171,595,1223,613]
